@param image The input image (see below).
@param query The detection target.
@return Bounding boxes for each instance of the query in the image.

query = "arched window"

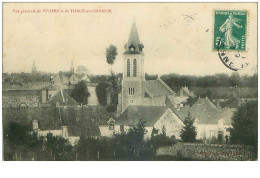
[133,59,137,77]
[127,59,130,77]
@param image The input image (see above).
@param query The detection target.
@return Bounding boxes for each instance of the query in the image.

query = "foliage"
[70,81,90,105]
[186,96,198,106]
[96,82,109,106]
[4,72,54,84]
[161,72,257,90]
[229,100,258,146]
[3,121,75,161]
[77,122,148,160]
[220,97,240,108]
[180,112,197,142]
[106,73,119,112]
[5,121,29,147]
[150,134,177,149]
[106,44,118,65]
[145,73,158,80]
[104,44,119,112]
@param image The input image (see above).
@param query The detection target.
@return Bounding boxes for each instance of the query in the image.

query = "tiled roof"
[2,107,62,130]
[75,73,85,79]
[170,98,236,125]
[116,105,168,127]
[145,79,175,97]
[41,84,59,91]
[176,87,196,97]
[192,97,216,109]
[3,106,113,137]
[47,90,79,107]
[152,96,167,106]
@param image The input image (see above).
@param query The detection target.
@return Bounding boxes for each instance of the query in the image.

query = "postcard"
[2,2,258,161]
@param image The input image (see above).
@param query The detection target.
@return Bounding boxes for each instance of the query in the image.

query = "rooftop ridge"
[157,78,175,94]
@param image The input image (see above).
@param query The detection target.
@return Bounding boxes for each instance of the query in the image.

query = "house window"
[130,100,134,103]
[128,88,135,95]
[109,124,114,130]
[120,125,124,132]
[133,59,137,77]
[127,59,130,77]
[56,102,60,107]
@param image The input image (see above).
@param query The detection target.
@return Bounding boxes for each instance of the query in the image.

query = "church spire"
[124,19,144,54]
[31,60,37,74]
[70,58,74,74]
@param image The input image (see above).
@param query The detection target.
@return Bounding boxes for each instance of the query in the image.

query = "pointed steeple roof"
[32,60,37,73]
[124,20,144,54]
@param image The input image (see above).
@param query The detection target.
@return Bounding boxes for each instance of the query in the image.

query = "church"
[117,20,177,115]
[112,20,184,139]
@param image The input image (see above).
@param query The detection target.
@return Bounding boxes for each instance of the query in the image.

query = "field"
[190,87,257,99]
[156,143,257,161]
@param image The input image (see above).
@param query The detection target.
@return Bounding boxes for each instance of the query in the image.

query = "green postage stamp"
[213,10,247,51]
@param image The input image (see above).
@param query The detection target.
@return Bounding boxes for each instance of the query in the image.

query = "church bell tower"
[120,20,145,112]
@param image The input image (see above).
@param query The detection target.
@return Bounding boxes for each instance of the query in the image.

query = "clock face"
[130,47,134,52]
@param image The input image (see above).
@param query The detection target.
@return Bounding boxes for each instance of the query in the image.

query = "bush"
[229,100,258,146]
[150,134,177,149]
[96,82,109,106]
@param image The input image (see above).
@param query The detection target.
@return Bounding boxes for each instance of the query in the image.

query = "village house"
[52,60,99,106]
[174,86,196,104]
[3,105,113,146]
[169,97,235,141]
[3,59,99,108]
[112,105,183,139]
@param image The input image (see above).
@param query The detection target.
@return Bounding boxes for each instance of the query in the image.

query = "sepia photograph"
[1,2,258,162]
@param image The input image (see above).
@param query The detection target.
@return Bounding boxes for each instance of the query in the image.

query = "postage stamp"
[213,10,247,51]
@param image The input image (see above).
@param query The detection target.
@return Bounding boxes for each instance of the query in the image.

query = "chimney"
[32,120,38,131]
[177,104,180,111]
[61,126,68,138]
[180,88,183,98]
[216,100,220,108]
[41,90,46,103]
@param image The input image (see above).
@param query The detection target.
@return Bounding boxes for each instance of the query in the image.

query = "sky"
[3,3,257,76]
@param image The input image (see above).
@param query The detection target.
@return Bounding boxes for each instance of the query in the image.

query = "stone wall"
[153,108,184,139]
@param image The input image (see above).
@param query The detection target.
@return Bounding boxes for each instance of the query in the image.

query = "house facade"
[170,97,235,141]
[101,105,183,139]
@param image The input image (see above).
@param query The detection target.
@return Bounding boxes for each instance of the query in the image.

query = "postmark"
[214,10,249,71]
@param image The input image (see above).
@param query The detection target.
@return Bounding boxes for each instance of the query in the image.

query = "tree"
[150,127,176,149]
[186,96,198,107]
[114,121,147,160]
[230,72,241,87]
[106,44,118,66]
[96,82,109,106]
[105,45,119,112]
[229,100,258,146]
[180,112,197,142]
[70,81,90,105]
